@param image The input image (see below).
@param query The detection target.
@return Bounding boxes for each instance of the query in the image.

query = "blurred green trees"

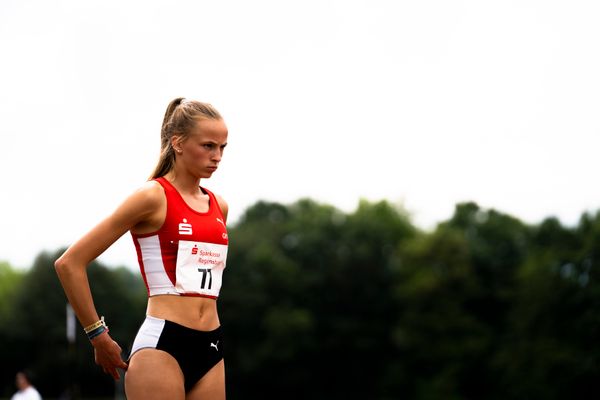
[0,199,598,399]
[0,252,146,399]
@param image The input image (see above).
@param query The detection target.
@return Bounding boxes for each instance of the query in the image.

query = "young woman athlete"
[55,97,229,399]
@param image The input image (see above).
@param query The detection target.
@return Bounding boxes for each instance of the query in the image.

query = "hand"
[91,331,129,380]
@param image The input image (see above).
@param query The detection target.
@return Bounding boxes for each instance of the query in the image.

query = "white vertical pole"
[66,303,76,344]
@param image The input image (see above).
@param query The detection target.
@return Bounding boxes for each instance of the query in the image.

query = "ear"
[171,135,183,154]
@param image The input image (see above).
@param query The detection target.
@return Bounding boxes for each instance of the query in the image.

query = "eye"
[203,143,215,150]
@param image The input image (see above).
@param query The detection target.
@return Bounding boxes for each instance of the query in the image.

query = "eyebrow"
[201,140,228,146]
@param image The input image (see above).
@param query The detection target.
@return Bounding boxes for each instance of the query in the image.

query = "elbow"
[54,253,71,277]
[55,251,87,279]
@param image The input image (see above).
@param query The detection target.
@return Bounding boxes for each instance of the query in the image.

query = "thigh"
[125,348,185,400]
[186,359,226,400]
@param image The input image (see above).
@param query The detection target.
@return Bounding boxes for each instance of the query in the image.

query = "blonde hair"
[150,97,223,179]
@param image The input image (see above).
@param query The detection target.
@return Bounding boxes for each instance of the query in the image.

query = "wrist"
[85,316,109,341]
[90,329,110,345]
[83,316,106,333]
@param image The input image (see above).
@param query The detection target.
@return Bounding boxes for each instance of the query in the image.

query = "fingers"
[110,342,129,370]
[105,355,128,379]
[110,355,129,371]
[102,363,126,380]
[94,340,128,380]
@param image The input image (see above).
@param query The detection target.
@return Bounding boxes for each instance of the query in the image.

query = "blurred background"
[1,0,600,398]
[1,199,599,398]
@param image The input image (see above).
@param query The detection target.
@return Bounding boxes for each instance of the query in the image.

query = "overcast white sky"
[1,0,599,270]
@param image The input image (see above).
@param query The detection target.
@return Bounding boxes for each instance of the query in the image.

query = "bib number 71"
[198,268,213,290]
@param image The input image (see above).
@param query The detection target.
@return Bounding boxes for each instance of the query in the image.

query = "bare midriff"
[146,295,220,331]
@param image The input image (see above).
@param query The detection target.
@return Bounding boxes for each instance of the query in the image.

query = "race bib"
[175,240,228,297]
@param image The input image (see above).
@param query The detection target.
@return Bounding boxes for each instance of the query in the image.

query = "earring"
[176,149,182,154]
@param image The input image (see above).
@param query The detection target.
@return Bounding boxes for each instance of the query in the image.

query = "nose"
[211,148,223,162]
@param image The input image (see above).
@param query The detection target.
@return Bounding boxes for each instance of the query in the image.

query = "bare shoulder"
[213,193,229,221]
[117,180,167,223]
[131,180,165,207]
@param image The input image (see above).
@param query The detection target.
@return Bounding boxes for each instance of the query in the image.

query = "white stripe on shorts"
[129,316,166,360]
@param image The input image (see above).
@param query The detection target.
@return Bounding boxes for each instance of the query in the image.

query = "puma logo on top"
[210,341,219,351]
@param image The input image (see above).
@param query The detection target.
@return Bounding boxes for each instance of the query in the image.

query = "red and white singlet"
[131,177,229,298]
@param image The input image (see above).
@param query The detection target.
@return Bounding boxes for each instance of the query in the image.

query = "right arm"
[54,181,164,379]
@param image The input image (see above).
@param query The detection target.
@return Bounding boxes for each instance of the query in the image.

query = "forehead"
[190,118,228,142]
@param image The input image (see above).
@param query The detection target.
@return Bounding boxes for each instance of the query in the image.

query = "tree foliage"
[0,251,146,399]
[0,199,598,399]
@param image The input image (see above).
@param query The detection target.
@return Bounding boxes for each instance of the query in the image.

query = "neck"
[164,171,202,195]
